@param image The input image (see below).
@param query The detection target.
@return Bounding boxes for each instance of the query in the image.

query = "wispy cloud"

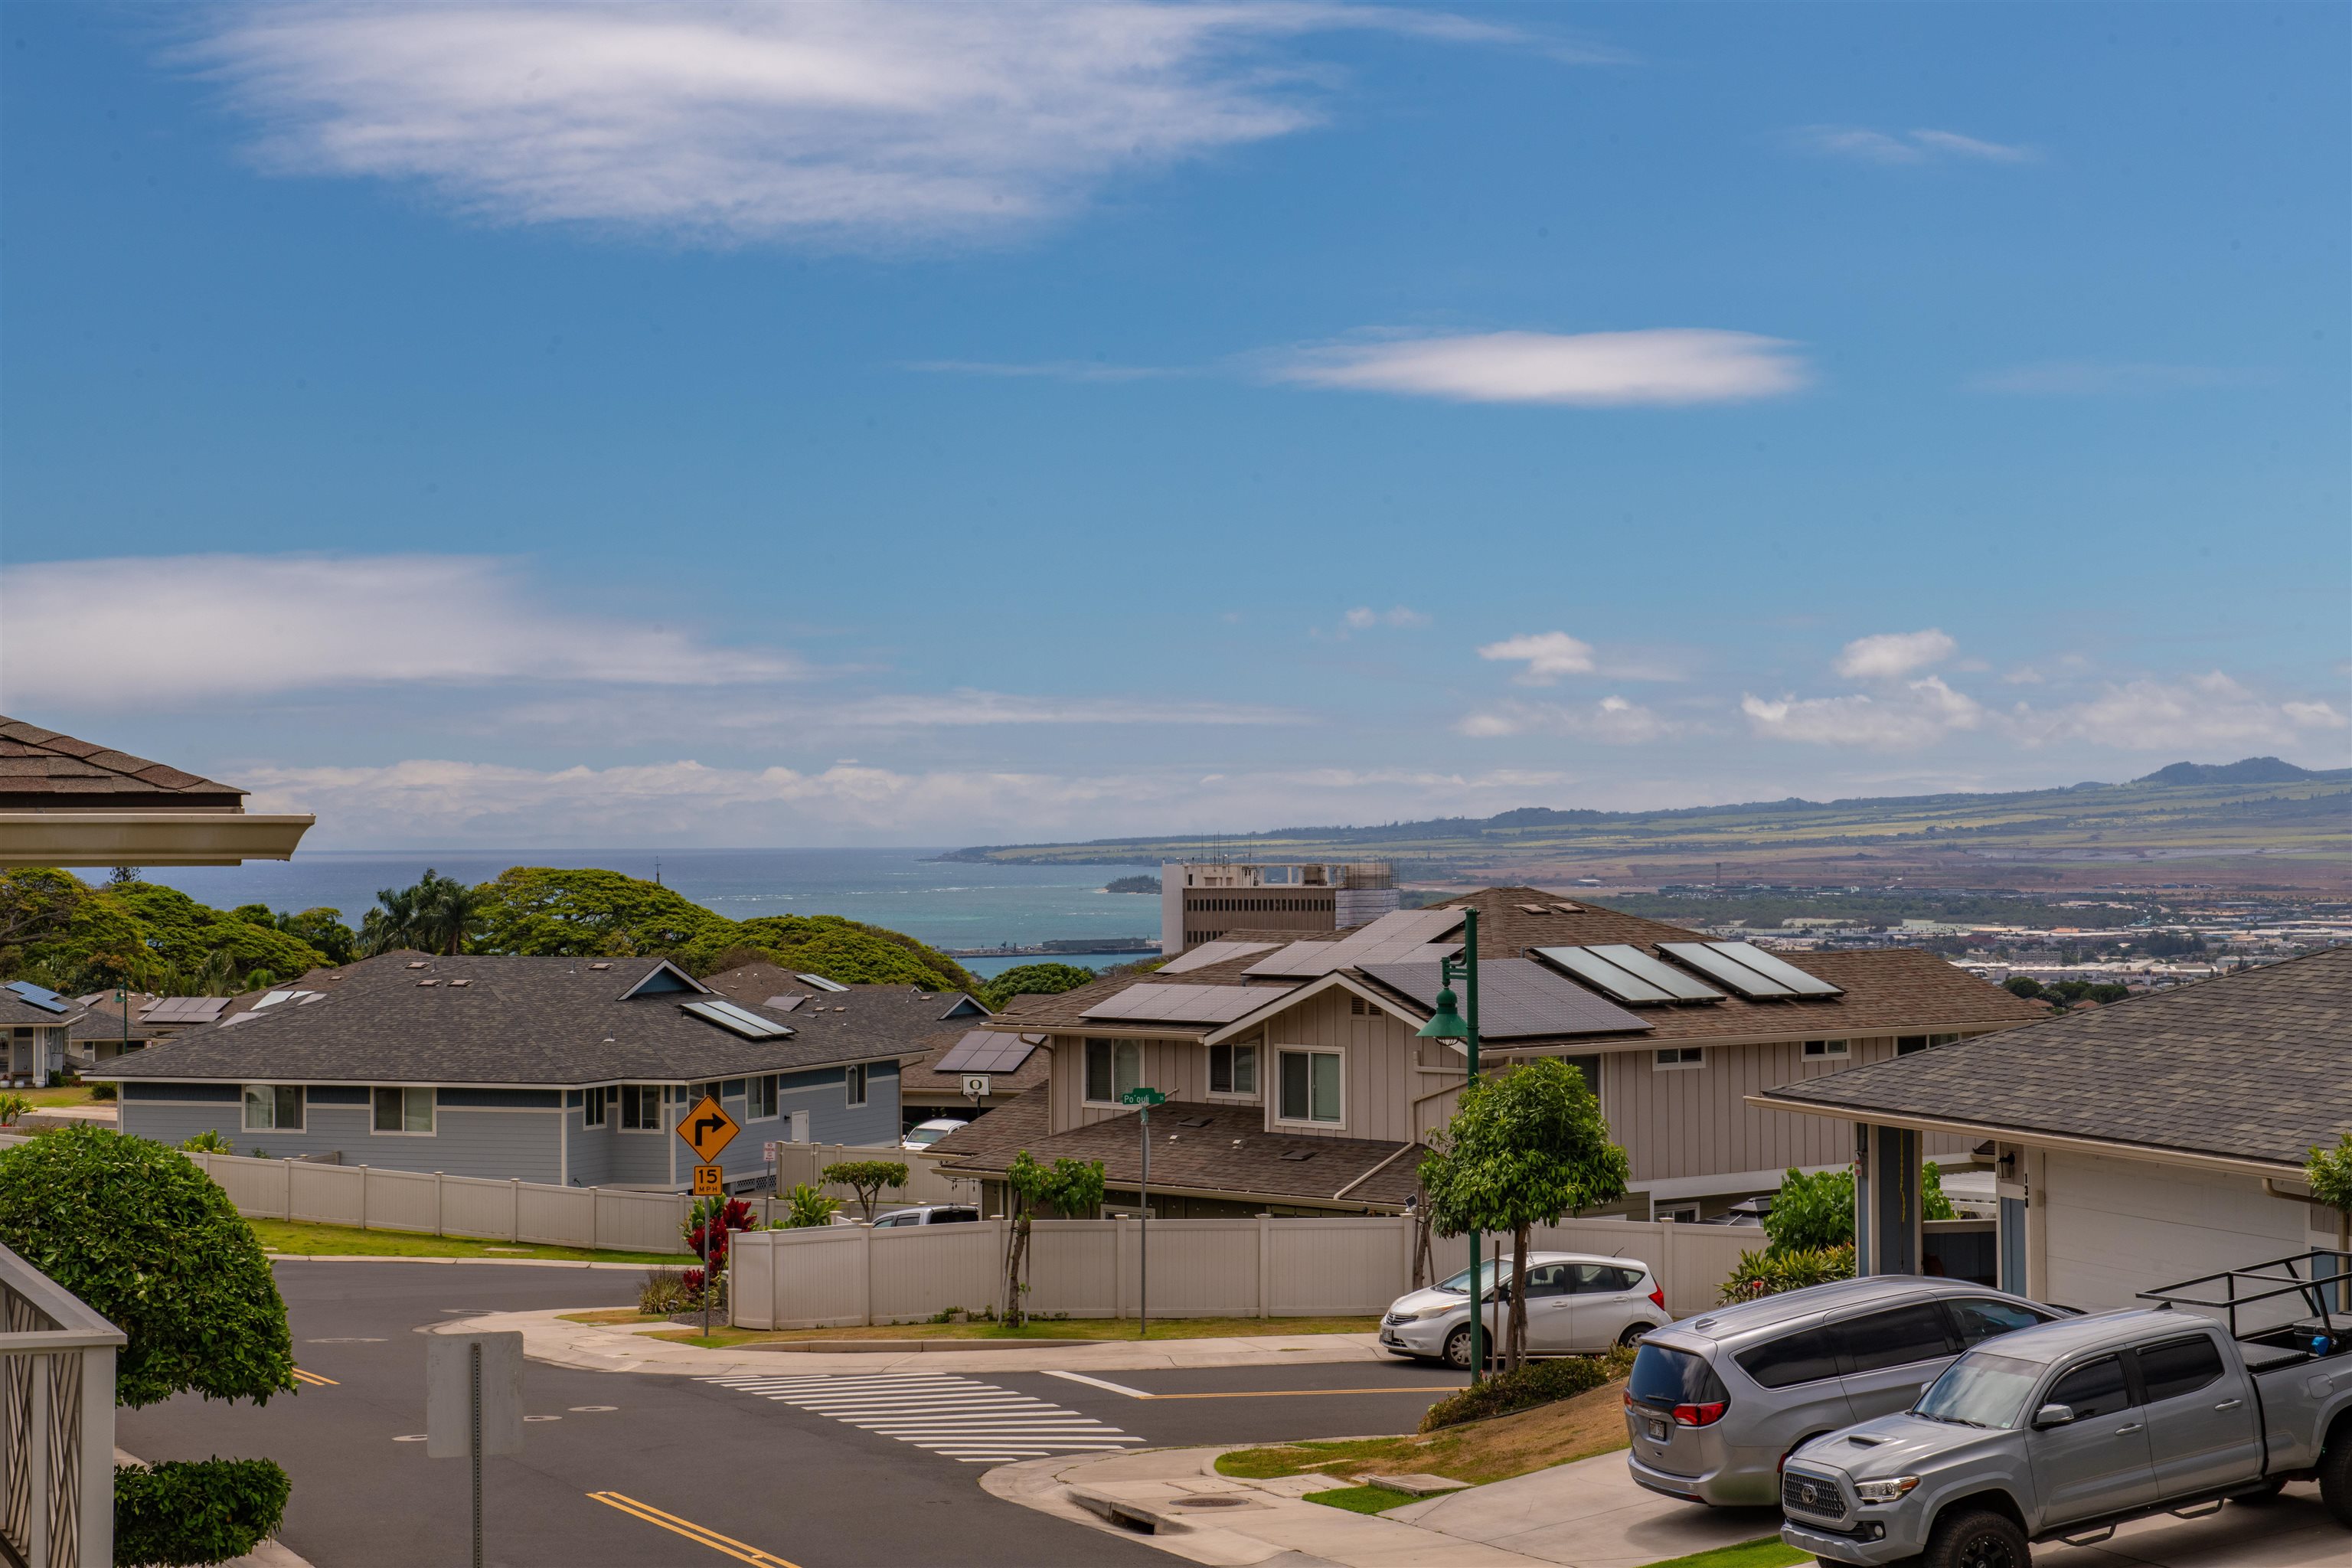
[1341,605,1432,632]
[2018,673,2347,753]
[1834,629,1956,681]
[1789,126,2037,165]
[1969,361,2267,396]
[0,554,804,708]
[189,3,1559,247]
[1742,677,1990,751]
[1270,329,1808,406]
[1478,631,1596,684]
[1458,695,1681,743]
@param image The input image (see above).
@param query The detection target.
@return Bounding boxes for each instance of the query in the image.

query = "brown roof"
[991,887,2040,1047]
[0,717,247,811]
[930,1096,1423,1212]
[905,1024,1050,1095]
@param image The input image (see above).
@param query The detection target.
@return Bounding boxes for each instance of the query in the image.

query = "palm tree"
[413,871,484,956]
[360,881,423,956]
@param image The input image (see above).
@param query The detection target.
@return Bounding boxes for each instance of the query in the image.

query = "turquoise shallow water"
[142,848,1161,972]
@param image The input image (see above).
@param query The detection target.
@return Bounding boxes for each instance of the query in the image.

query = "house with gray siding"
[87,953,919,1191]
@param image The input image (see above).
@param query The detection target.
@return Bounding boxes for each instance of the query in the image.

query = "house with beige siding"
[932,887,2042,1219]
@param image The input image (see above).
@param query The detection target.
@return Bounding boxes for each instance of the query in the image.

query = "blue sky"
[4,2,2345,847]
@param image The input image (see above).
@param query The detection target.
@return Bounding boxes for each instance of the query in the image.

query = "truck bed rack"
[2138,1248,2350,1364]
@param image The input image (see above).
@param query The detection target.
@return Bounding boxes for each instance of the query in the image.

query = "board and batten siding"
[1049,1036,1207,1133]
[1257,989,1424,1142]
[119,1086,564,1184]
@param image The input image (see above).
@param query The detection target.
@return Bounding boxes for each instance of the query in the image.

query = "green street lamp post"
[1415,908,1485,1380]
[1120,1085,1168,1337]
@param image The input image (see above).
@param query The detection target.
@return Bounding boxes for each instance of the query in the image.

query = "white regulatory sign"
[961,1073,991,1099]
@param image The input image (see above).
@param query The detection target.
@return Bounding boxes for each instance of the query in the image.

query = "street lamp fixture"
[1414,909,1485,1379]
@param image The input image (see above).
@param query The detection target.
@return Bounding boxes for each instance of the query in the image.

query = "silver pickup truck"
[1779,1250,2351,1568]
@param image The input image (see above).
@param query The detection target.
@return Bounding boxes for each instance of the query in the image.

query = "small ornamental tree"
[2309,1134,2352,1261]
[0,1127,295,1563]
[1762,1166,1855,1253]
[1000,1152,1106,1328]
[1419,1060,1629,1371]
[822,1159,909,1220]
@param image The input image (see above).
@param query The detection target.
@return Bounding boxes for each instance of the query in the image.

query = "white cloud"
[844,691,1299,727]
[1833,629,1956,681]
[1458,694,1679,743]
[1968,361,2264,396]
[1478,631,1596,684]
[1742,676,1988,751]
[0,554,802,708]
[190,2,1547,247]
[1269,330,1808,406]
[2021,673,2348,753]
[1791,126,2036,165]
[1341,605,1432,632]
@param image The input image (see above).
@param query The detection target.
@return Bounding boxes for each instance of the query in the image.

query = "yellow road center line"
[1140,1386,1459,1400]
[586,1492,801,1568]
[292,1369,338,1386]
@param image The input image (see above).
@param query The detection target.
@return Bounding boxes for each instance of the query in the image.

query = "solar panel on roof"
[1361,959,1650,1040]
[1159,940,1279,975]
[764,995,808,1012]
[1080,983,1295,1024]
[681,999,794,1040]
[1659,942,1825,998]
[935,1029,1043,1075]
[1700,942,1843,998]
[1533,946,1677,1004]
[1585,945,1726,1002]
[5,981,67,1014]
[795,973,850,993]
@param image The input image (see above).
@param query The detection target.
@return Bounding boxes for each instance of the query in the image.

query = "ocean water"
[141,849,1161,974]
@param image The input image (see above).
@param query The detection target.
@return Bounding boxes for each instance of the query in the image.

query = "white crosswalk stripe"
[699,1371,1149,1462]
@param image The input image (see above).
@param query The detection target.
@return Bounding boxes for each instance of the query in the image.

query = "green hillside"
[945,760,2351,893]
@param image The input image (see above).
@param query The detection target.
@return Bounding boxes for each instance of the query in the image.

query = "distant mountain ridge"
[944,758,2350,894]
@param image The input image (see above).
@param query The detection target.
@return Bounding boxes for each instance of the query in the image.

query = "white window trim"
[241,1084,303,1132]
[616,1083,665,1133]
[1652,1047,1705,1071]
[844,1062,869,1108]
[1801,1039,1851,1060]
[370,1086,437,1136]
[1206,1040,1260,1102]
[1083,1040,1145,1107]
[1272,1045,1345,1129]
[747,1074,780,1122]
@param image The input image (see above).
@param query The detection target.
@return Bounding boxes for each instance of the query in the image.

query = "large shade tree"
[1418,1059,1630,1371]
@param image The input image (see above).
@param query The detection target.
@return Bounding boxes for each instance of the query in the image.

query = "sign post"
[677,1093,742,1341]
[426,1331,522,1568]
[1119,1086,1168,1338]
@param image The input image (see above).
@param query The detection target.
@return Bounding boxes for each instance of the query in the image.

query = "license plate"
[1646,1419,1669,1442]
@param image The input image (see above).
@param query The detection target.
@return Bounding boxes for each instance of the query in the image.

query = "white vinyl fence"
[766,1142,979,1213]
[732,1214,1759,1329]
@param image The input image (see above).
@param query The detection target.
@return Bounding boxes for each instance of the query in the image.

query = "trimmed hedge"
[114,1458,290,1566]
[1419,1354,1613,1432]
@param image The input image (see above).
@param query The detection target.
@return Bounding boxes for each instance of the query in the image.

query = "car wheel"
[2230,1478,2286,1506]
[1616,1322,1651,1349]
[1442,1326,1475,1370]
[2320,1425,2352,1527]
[1922,1508,2028,1568]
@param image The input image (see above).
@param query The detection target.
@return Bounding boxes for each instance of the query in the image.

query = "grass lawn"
[250,1217,684,1266]
[1302,1485,1419,1516]
[1215,1379,1632,1491]
[1635,1537,1811,1568]
[644,1315,1380,1349]
[17,1084,102,1109]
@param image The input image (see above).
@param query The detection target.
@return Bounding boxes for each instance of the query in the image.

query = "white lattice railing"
[0,1243,122,1568]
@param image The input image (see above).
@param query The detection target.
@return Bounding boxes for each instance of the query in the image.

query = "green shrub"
[113,1458,291,1566]
[639,1267,692,1316]
[1719,1243,1856,1305]
[178,1129,233,1154]
[88,1080,117,1102]
[1417,1354,1612,1432]
[781,1184,839,1228]
[1760,1167,1854,1253]
[0,1126,293,1407]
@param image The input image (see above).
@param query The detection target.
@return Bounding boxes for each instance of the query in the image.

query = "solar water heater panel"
[1658,942,1796,998]
[1531,946,1677,1004]
[1159,941,1279,975]
[1584,945,1726,1001]
[1701,942,1844,998]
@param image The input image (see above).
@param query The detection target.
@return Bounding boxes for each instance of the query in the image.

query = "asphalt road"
[117,1262,1471,1568]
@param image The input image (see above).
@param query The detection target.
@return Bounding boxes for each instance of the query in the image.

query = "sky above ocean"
[3,3,2345,848]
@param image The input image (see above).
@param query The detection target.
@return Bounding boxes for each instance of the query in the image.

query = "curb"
[266,1254,661,1271]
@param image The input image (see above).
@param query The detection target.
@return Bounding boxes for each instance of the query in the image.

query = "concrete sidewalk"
[456,1306,1396,1377]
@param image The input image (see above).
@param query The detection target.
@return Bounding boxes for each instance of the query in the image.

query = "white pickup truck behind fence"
[731,1214,1759,1329]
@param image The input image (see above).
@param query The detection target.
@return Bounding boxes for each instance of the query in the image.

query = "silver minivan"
[1624,1275,2063,1507]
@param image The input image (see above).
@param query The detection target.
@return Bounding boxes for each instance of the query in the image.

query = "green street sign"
[1119,1086,1168,1107]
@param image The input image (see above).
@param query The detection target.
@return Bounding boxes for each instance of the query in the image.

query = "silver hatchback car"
[1624,1275,2063,1507]
[1380,1253,1670,1368]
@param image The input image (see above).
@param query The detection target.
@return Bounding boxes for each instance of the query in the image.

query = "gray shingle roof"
[87,953,907,1087]
[1755,946,2352,1169]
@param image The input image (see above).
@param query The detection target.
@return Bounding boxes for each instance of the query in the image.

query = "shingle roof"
[0,717,247,810]
[930,1096,1423,1211]
[66,999,167,1043]
[1753,946,2352,1169]
[0,991,78,1027]
[86,953,907,1086]
[995,887,2040,1047]
[905,1025,1051,1095]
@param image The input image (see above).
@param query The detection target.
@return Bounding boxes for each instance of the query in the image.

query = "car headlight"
[1413,1305,1457,1320]
[1853,1477,1920,1503]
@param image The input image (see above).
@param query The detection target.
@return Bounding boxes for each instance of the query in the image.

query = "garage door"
[2041,1152,2317,1312]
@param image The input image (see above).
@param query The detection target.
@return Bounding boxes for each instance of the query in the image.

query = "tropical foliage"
[1418,1059,1629,1372]
[114,1457,292,1566]
[2308,1133,2352,1220]
[780,1183,841,1228]
[821,1159,908,1218]
[358,869,484,956]
[1761,1167,1856,1252]
[1001,1151,1106,1328]
[979,962,1097,1011]
[1720,1244,1857,1303]
[0,870,332,995]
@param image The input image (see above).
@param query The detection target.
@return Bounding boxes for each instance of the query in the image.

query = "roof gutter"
[1743,1091,2307,1180]
[0,811,315,866]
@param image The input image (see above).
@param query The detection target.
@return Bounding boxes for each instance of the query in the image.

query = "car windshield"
[1914,1352,2043,1429]
[1436,1260,1509,1295]
[904,1125,955,1145]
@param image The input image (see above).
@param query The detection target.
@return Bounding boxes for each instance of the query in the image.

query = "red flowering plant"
[682,1197,758,1302]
